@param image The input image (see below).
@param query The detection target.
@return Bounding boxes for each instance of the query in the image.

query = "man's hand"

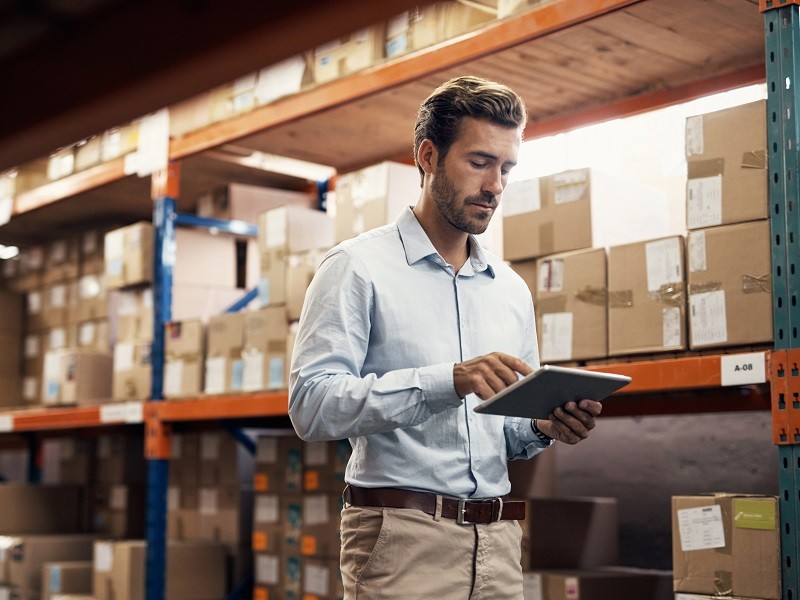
[454,352,533,399]
[535,400,602,445]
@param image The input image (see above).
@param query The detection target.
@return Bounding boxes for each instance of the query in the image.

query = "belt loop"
[497,497,504,522]
[342,484,351,508]
[434,494,443,521]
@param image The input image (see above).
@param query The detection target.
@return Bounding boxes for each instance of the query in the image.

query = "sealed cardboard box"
[520,497,618,570]
[169,433,200,488]
[252,494,283,554]
[0,485,82,534]
[104,223,153,290]
[303,439,351,494]
[503,168,670,261]
[197,485,254,547]
[242,307,288,392]
[166,486,200,543]
[42,561,92,599]
[254,433,304,494]
[672,494,780,599]
[42,438,95,486]
[0,290,23,333]
[253,552,301,600]
[164,319,204,399]
[523,567,672,600]
[112,339,151,401]
[204,312,246,395]
[75,274,107,322]
[3,535,96,597]
[199,431,255,487]
[197,183,314,224]
[607,236,686,356]
[687,220,772,349]
[521,248,607,362]
[332,161,419,243]
[302,557,344,600]
[313,25,385,84]
[286,249,326,321]
[95,434,146,485]
[42,350,112,406]
[89,484,145,538]
[301,493,344,558]
[44,238,80,284]
[26,287,46,331]
[0,331,21,378]
[686,100,767,230]
[76,320,109,353]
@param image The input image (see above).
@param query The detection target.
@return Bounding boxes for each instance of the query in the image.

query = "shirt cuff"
[524,418,554,449]
[419,362,462,412]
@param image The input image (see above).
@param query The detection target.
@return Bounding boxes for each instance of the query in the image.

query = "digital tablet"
[473,364,631,419]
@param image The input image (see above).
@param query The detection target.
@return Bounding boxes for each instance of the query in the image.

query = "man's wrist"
[531,419,554,444]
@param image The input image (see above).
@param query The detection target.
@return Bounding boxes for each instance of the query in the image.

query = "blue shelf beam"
[174,212,258,238]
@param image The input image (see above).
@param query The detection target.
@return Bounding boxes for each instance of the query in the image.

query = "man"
[289,76,601,599]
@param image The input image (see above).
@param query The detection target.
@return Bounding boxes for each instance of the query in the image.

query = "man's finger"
[497,353,533,377]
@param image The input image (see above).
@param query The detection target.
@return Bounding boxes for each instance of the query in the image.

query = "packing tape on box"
[687,157,724,179]
[535,295,567,314]
[742,273,770,293]
[688,280,722,295]
[647,282,685,307]
[608,290,633,308]
[741,149,767,170]
[575,285,608,306]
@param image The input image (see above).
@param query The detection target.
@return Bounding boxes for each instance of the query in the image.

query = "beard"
[430,164,497,235]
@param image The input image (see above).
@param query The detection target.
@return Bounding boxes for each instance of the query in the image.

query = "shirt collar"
[397,207,495,278]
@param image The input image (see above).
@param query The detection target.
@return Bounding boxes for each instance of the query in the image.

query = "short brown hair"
[413,76,527,184]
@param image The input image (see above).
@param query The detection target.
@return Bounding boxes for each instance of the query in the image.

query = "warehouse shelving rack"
[0,0,789,598]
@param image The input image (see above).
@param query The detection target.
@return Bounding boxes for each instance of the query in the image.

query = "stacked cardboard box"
[253,434,350,600]
[163,319,204,399]
[42,561,93,600]
[0,289,23,407]
[204,312,246,395]
[196,183,314,225]
[90,434,146,539]
[112,288,153,402]
[671,494,780,600]
[522,567,672,600]
[312,25,386,84]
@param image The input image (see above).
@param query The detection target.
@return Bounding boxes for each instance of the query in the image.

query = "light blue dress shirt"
[289,207,549,499]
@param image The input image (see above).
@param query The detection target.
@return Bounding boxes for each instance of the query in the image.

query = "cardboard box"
[301,494,343,558]
[93,540,226,600]
[42,350,112,406]
[523,567,673,600]
[687,220,772,349]
[169,433,200,488]
[204,312,246,395]
[197,183,315,224]
[164,319,204,399]
[520,497,618,570]
[520,248,607,362]
[254,434,304,494]
[26,288,46,332]
[686,100,767,230]
[43,438,95,486]
[0,331,21,378]
[332,161,419,243]
[503,168,670,261]
[303,439,351,494]
[285,249,326,321]
[197,486,254,547]
[252,494,283,554]
[80,228,115,276]
[607,236,687,356]
[312,25,385,84]
[242,307,288,392]
[0,290,23,333]
[89,484,145,538]
[172,284,253,324]
[253,552,302,600]
[44,239,80,284]
[199,431,255,487]
[74,274,107,322]
[112,340,151,401]
[95,434,146,485]
[76,320,109,353]
[169,92,213,138]
[0,485,82,534]
[100,122,139,162]
[209,74,258,123]
[103,223,153,290]
[74,136,102,172]
[672,494,780,599]
[302,557,344,600]
[2,535,96,596]
[42,561,92,599]
[112,288,152,342]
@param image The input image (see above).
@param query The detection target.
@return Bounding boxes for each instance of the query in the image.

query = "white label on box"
[265,209,287,249]
[27,291,41,314]
[685,115,704,157]
[168,487,180,511]
[255,55,308,105]
[243,351,265,391]
[563,576,579,600]
[304,564,330,596]
[79,322,96,347]
[201,433,221,460]
[110,485,128,510]
[645,238,682,293]
[678,504,726,551]
[689,290,728,347]
[23,377,38,401]
[663,307,682,348]
[540,312,573,363]
[0,416,12,433]
[204,357,226,394]
[114,343,135,372]
[721,352,767,386]
[50,284,66,307]
[305,441,329,466]
[25,335,39,358]
[502,179,540,216]
[0,196,12,227]
[304,495,330,526]
[255,555,279,585]
[199,489,219,516]
[553,170,588,204]
[688,231,707,273]
[43,351,61,379]
[164,360,183,397]
[522,572,543,600]
[50,328,66,350]
[95,542,113,573]
[687,175,723,229]
[234,73,257,94]
[79,275,101,299]
[268,357,284,389]
[104,230,124,259]
[257,437,278,464]
[387,12,409,37]
[537,259,564,293]
[255,495,279,523]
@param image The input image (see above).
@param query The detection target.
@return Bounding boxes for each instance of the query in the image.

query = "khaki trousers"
[339,505,524,599]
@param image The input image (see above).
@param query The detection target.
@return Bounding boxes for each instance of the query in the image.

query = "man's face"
[429,117,521,236]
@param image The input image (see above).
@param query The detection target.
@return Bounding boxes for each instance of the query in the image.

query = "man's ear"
[417,139,438,175]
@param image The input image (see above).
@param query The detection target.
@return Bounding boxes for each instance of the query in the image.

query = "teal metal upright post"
[765,2,800,597]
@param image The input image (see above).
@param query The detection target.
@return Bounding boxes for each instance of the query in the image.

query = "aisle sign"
[720,352,766,386]
[0,415,12,432]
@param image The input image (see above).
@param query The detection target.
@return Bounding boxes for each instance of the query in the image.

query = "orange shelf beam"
[169,0,644,160]
[585,355,740,393]
[13,157,128,215]
[148,392,290,422]
[6,401,144,432]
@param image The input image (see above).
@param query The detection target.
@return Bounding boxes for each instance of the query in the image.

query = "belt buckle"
[456,499,472,525]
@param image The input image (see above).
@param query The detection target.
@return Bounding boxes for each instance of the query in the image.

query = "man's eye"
[470,161,487,168]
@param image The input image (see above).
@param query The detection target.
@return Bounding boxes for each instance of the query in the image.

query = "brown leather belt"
[344,485,525,524]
